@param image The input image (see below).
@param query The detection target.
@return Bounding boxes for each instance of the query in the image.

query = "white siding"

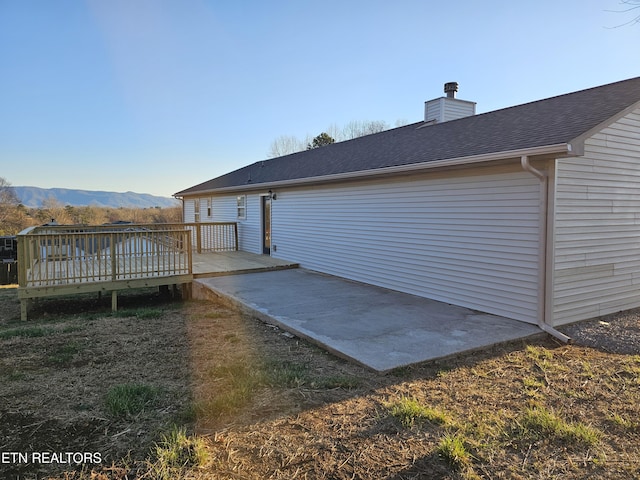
[271,168,541,323]
[203,194,262,254]
[210,196,237,221]
[424,97,476,123]
[553,107,640,325]
[241,195,262,254]
[181,195,261,253]
[183,199,196,222]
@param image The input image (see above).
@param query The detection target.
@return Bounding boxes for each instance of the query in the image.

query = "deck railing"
[16,222,238,289]
[179,222,238,253]
[73,222,239,253]
[16,222,238,320]
[17,226,193,288]
[134,222,238,252]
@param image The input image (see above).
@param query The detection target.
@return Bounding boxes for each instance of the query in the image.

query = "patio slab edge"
[193,262,299,279]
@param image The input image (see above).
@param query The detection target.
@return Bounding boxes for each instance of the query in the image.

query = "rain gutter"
[521,155,572,343]
[174,143,571,197]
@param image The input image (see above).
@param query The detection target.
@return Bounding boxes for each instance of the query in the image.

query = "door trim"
[261,195,271,255]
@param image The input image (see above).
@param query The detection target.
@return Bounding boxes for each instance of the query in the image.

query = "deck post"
[20,299,28,321]
[16,235,26,288]
[110,233,117,281]
[17,234,29,321]
[182,282,192,299]
[111,291,118,312]
[234,223,239,251]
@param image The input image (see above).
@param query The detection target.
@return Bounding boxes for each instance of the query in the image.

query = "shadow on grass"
[25,287,183,321]
[1,286,575,480]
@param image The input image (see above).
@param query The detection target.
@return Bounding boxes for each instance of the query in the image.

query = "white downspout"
[521,156,572,343]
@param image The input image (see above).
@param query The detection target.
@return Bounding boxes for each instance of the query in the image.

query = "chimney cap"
[444,82,459,98]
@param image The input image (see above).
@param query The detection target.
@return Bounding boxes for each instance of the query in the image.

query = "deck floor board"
[193,251,298,277]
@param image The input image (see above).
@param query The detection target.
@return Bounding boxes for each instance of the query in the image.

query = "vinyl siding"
[240,195,261,254]
[553,107,640,325]
[187,194,262,254]
[183,199,196,222]
[180,194,261,253]
[271,168,540,323]
[424,98,475,123]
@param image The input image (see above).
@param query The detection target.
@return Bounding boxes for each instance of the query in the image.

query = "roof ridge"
[175,76,640,196]
[474,75,640,117]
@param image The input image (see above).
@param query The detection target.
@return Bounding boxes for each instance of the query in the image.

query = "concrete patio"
[193,267,543,373]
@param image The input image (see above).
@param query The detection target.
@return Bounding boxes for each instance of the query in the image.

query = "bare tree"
[39,197,74,225]
[0,177,24,234]
[0,175,18,196]
[151,205,182,223]
[608,0,640,26]
[340,120,389,140]
[0,176,18,210]
[84,205,109,224]
[267,119,394,158]
[267,135,307,158]
[324,123,343,142]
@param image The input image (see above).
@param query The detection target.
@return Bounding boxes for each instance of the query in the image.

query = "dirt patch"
[0,288,193,479]
[1,287,640,479]
[0,411,107,479]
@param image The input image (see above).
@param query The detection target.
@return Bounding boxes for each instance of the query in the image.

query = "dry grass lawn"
[0,285,639,479]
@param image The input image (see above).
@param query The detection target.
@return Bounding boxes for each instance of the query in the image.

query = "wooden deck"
[16,222,240,320]
[193,251,299,277]
[16,222,297,320]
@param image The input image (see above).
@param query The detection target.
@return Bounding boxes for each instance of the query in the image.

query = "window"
[206,198,212,218]
[237,195,246,220]
[194,199,200,223]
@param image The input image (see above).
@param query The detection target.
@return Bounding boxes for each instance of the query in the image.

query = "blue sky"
[1,0,639,198]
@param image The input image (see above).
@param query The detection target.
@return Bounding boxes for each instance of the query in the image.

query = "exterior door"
[262,196,271,255]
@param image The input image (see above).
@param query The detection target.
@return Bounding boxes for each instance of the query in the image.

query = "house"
[0,236,17,261]
[0,236,18,285]
[174,77,640,336]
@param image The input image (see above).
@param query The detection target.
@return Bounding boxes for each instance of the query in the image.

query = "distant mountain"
[12,186,180,209]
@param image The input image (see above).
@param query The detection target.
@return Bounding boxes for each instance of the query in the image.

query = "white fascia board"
[567,99,640,156]
[175,143,571,197]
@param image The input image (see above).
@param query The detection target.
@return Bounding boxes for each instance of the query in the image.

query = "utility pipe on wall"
[520,156,572,344]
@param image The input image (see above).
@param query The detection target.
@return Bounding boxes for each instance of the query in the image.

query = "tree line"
[0,177,181,236]
[267,118,407,158]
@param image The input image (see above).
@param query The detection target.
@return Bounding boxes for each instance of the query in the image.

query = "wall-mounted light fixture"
[268,190,277,200]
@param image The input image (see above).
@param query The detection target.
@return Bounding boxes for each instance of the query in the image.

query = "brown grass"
[0,286,639,479]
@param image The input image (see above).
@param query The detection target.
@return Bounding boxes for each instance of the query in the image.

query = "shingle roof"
[175,76,640,196]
